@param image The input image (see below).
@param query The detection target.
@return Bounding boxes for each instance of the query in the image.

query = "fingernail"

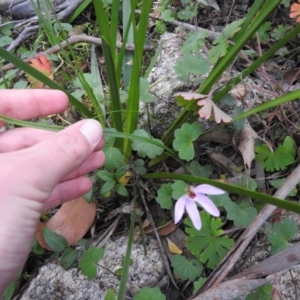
[79,120,103,145]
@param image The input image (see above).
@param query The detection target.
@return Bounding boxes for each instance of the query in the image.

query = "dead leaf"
[162,227,187,261]
[133,218,151,241]
[167,238,183,254]
[206,0,220,10]
[229,84,249,100]
[118,171,132,185]
[173,92,208,100]
[199,128,230,144]
[210,152,240,176]
[144,220,177,236]
[237,120,258,170]
[35,197,96,250]
[27,54,53,88]
[283,67,300,84]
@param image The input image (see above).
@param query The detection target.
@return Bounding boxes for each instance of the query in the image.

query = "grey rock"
[20,235,165,299]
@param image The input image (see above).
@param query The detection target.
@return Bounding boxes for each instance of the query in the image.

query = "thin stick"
[136,180,178,288]
[194,163,300,297]
[0,35,153,73]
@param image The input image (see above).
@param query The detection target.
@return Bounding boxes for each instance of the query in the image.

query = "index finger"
[0,89,69,127]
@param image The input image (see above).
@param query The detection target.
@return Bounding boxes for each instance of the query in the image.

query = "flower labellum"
[174,184,225,230]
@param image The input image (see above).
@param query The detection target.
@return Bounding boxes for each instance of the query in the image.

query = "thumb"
[28,119,103,193]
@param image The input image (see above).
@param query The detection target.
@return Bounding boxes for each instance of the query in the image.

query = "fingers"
[43,177,93,210]
[0,90,68,127]
[21,119,104,196]
[0,128,53,152]
[62,151,105,182]
[0,127,105,152]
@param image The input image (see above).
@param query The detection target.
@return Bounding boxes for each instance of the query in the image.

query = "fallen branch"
[0,34,153,73]
[136,9,220,42]
[193,241,300,299]
[193,163,300,298]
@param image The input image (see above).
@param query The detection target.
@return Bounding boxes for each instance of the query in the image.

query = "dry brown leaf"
[198,128,230,144]
[283,67,300,84]
[207,0,220,10]
[173,91,208,100]
[35,197,96,250]
[133,218,151,241]
[237,120,258,170]
[144,220,177,236]
[27,54,53,88]
[210,152,240,176]
[229,84,249,100]
[117,171,132,185]
[167,238,183,254]
[157,221,177,236]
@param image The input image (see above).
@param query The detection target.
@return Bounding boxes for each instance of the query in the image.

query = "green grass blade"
[233,89,300,121]
[143,173,300,214]
[144,40,165,79]
[214,23,300,102]
[0,47,94,117]
[232,0,265,42]
[110,0,121,57]
[90,44,106,125]
[117,198,136,300]
[67,0,92,23]
[162,0,281,147]
[0,115,177,158]
[122,0,134,89]
[0,115,64,131]
[29,0,58,45]
[123,0,152,157]
[93,0,124,143]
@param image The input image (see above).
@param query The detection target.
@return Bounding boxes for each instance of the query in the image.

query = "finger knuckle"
[51,134,85,162]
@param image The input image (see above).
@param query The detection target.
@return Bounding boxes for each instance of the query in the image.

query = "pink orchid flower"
[174,184,225,230]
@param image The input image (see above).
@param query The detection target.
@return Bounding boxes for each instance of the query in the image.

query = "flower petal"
[195,194,220,217]
[290,3,300,13]
[192,184,225,195]
[212,102,232,123]
[185,200,202,230]
[174,196,187,224]
[197,99,212,120]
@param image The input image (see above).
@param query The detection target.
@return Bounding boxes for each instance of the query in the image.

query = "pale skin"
[0,89,105,295]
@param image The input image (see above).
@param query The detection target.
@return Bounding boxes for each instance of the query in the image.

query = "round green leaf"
[60,248,78,270]
[100,180,116,195]
[171,180,187,199]
[115,183,128,197]
[43,227,68,253]
[173,123,202,161]
[156,183,173,209]
[133,287,166,300]
[79,247,104,279]
[171,255,203,281]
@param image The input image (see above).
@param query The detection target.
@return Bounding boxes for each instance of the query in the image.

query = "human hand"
[0,90,105,295]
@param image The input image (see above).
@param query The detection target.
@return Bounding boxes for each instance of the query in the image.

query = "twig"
[136,180,178,288]
[135,9,219,42]
[0,35,153,73]
[193,241,300,299]
[193,163,300,298]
